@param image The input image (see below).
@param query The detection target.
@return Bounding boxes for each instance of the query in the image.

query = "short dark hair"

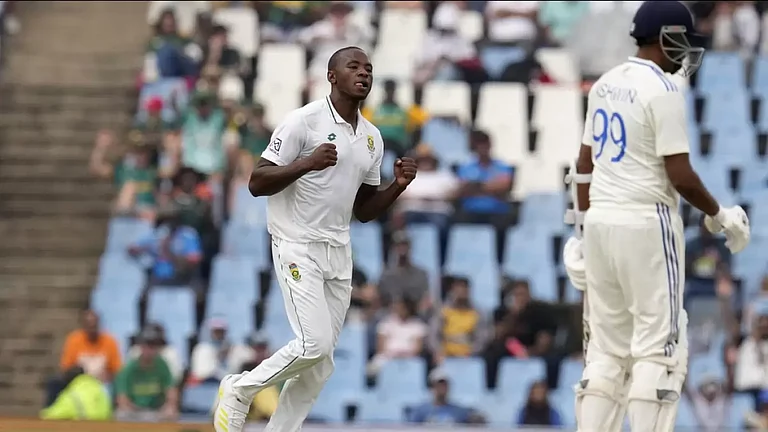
[327,46,364,70]
[634,36,657,47]
[212,24,227,35]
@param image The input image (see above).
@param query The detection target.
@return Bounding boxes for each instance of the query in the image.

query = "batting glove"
[704,206,751,253]
[563,236,587,291]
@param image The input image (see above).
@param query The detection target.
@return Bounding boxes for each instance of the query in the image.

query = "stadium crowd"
[34,0,768,429]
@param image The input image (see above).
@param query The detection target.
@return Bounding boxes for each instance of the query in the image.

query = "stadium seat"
[376,358,428,402]
[504,227,556,281]
[420,119,471,166]
[220,222,270,269]
[535,48,580,85]
[702,89,751,133]
[213,6,259,57]
[336,322,367,366]
[475,83,529,165]
[91,288,140,355]
[324,351,365,397]
[531,85,582,138]
[459,10,483,42]
[422,81,472,124]
[481,391,524,426]
[105,217,154,254]
[520,193,566,231]
[549,387,576,427]
[209,255,258,301]
[377,8,427,53]
[440,358,485,405]
[728,393,756,430]
[182,382,217,413]
[675,396,696,428]
[371,46,415,81]
[688,355,727,388]
[753,56,768,99]
[513,156,566,198]
[497,358,546,399]
[381,150,396,180]
[697,52,746,95]
[350,222,383,282]
[95,253,145,293]
[147,287,197,364]
[558,358,583,389]
[309,387,349,422]
[257,44,306,87]
[254,77,302,127]
[445,225,500,310]
[405,223,440,290]
[480,46,527,80]
[362,80,414,109]
[356,392,406,423]
[230,185,268,226]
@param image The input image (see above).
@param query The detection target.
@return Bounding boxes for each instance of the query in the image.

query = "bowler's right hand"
[305,143,338,171]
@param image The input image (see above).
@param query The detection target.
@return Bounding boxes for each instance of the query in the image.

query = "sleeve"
[260,113,306,166]
[648,92,691,157]
[107,337,122,376]
[363,137,383,186]
[408,404,427,423]
[114,366,129,395]
[159,359,174,389]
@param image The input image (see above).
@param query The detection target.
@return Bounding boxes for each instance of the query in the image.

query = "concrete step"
[0,160,94,179]
[0,85,137,105]
[0,140,96,159]
[0,110,134,128]
[0,257,99,275]
[0,180,114,198]
[0,199,110,218]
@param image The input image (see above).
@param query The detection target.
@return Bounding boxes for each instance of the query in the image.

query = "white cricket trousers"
[582,204,685,360]
[233,236,353,432]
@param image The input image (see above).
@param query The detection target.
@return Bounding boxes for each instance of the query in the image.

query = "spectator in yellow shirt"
[361,80,428,158]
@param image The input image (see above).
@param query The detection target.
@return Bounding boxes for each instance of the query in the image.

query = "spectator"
[40,367,112,421]
[148,9,198,78]
[179,90,229,180]
[377,231,430,310]
[127,207,203,287]
[484,280,557,388]
[229,330,271,374]
[711,1,761,60]
[485,1,540,45]
[190,318,234,383]
[127,323,183,384]
[685,372,732,431]
[434,277,485,359]
[454,129,515,258]
[361,80,427,158]
[256,1,328,43]
[228,102,273,194]
[408,368,479,424]
[735,314,768,392]
[115,328,178,422]
[113,139,158,221]
[203,24,241,74]
[369,297,428,376]
[59,310,121,383]
[744,390,768,430]
[516,380,562,426]
[745,276,768,330]
[297,2,374,83]
[413,2,483,85]
[394,144,458,232]
[538,1,590,46]
[686,215,733,300]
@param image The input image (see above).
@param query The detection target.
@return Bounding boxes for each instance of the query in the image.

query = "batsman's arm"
[575,144,593,213]
[650,92,720,216]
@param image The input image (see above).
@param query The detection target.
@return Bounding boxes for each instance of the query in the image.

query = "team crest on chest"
[288,263,301,281]
[367,135,375,158]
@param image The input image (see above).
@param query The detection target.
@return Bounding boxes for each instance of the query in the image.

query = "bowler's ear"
[327,70,336,85]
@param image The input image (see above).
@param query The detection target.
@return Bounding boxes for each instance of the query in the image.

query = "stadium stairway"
[0,1,147,414]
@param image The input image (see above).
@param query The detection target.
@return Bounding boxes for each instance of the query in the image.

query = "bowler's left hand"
[394,157,417,188]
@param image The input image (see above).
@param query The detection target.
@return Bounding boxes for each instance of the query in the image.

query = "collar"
[626,56,664,74]
[324,95,364,127]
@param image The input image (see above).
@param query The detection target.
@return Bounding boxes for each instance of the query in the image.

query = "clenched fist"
[305,143,338,171]
[394,157,417,188]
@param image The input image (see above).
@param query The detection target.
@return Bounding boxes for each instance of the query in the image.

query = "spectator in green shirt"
[362,80,428,158]
[115,327,178,422]
[114,136,159,221]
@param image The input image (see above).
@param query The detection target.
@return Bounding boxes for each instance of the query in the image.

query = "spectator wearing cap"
[377,231,431,311]
[190,318,234,383]
[127,323,183,384]
[115,327,178,422]
[127,207,203,287]
[361,80,428,158]
[408,368,480,424]
[113,135,158,221]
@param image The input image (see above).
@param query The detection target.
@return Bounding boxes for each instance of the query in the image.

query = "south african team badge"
[367,135,375,158]
[288,263,301,281]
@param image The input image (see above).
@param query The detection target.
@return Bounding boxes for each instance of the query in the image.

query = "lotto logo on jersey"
[288,263,301,281]
[269,138,282,154]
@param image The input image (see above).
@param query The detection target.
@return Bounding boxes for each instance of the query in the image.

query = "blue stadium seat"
[324,351,365,397]
[497,358,546,399]
[480,46,527,80]
[503,228,558,301]
[309,387,349,422]
[688,355,727,388]
[698,52,745,96]
[733,234,767,294]
[406,223,440,290]
[702,89,751,133]
[147,287,196,364]
[520,193,567,231]
[381,150,397,180]
[182,382,217,413]
[350,222,383,281]
[376,358,428,402]
[209,256,258,304]
[675,396,697,428]
[713,125,758,164]
[92,288,140,355]
[481,392,525,426]
[336,322,367,365]
[445,225,500,311]
[420,119,471,166]
[558,358,583,389]
[220,222,270,269]
[105,217,153,254]
[205,292,255,343]
[739,162,768,195]
[356,392,406,423]
[549,387,576,427]
[752,56,768,99]
[229,185,268,226]
[261,295,295,348]
[440,358,485,405]
[95,253,145,294]
[728,393,755,430]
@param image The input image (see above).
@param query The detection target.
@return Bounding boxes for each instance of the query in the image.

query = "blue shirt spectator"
[408,369,475,425]
[129,216,202,282]
[456,130,514,215]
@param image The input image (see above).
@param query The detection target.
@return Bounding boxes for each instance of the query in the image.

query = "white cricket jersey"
[260,97,384,247]
[582,56,691,211]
